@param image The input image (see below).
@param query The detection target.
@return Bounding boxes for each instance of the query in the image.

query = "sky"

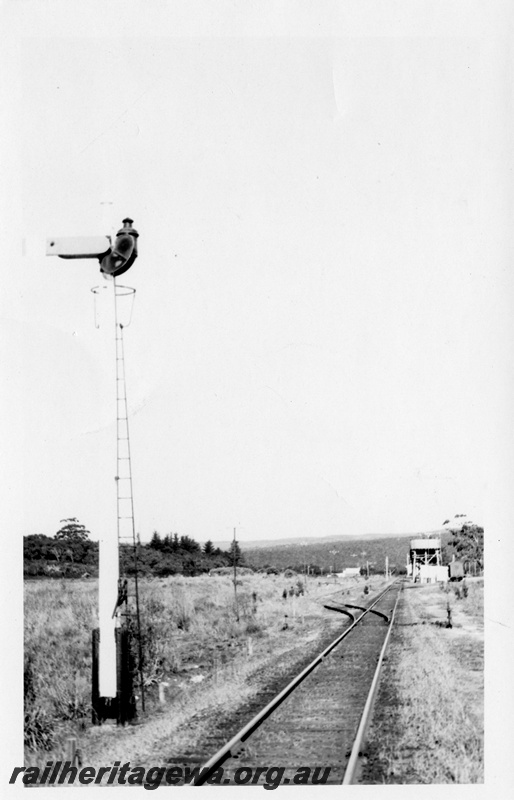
[2,1,512,547]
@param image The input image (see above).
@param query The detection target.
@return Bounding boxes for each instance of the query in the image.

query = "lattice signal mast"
[47,218,144,724]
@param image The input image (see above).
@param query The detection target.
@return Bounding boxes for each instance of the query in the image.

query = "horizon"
[24,523,459,548]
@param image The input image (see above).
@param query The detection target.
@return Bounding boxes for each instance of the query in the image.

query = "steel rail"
[323,604,356,622]
[343,603,390,623]
[190,581,399,786]
[342,582,403,785]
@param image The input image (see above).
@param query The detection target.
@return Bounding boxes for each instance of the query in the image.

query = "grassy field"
[24,572,382,769]
[361,578,484,784]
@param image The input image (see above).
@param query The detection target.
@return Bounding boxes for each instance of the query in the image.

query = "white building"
[339,567,360,578]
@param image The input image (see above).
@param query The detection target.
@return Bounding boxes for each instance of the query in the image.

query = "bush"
[209,567,254,577]
[24,707,54,751]
[154,557,180,577]
[245,619,262,636]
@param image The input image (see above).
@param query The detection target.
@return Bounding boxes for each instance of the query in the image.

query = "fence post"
[158,682,169,705]
[65,736,79,767]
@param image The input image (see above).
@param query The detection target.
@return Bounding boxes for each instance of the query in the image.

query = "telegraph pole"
[329,549,339,580]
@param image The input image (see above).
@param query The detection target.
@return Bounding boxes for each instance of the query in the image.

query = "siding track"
[179,581,402,786]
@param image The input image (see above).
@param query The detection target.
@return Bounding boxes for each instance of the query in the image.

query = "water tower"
[409,537,447,583]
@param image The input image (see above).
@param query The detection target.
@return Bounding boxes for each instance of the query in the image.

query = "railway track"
[177,580,402,786]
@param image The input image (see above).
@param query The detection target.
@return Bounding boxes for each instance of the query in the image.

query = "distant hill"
[213,530,446,551]
[223,530,449,574]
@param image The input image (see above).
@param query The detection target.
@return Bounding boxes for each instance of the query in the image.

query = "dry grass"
[24,580,96,750]
[24,572,383,769]
[362,580,484,784]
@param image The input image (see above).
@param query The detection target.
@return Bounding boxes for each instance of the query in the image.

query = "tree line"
[23,518,245,578]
